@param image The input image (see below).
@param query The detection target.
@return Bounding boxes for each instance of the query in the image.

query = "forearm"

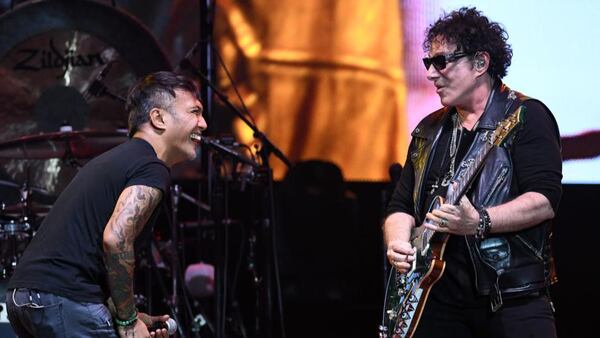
[102,185,162,320]
[487,191,555,234]
[383,212,415,245]
[104,243,136,319]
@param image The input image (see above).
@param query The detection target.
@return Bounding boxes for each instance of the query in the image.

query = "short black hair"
[424,7,512,79]
[126,71,199,136]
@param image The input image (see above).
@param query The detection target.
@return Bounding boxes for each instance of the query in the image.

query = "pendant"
[429,181,439,194]
[441,172,452,187]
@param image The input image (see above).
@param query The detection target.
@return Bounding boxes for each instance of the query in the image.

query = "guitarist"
[383,7,561,338]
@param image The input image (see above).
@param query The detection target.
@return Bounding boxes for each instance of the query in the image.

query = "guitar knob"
[386,309,397,320]
[378,325,388,338]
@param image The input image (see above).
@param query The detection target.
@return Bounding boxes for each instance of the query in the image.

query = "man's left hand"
[424,196,479,235]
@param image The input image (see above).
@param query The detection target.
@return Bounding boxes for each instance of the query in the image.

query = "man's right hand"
[117,318,151,338]
[116,312,170,338]
[386,240,416,274]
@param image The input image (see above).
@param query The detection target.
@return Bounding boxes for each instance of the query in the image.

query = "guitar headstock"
[492,106,525,146]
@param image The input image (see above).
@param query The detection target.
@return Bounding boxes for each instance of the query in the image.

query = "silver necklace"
[440,113,463,187]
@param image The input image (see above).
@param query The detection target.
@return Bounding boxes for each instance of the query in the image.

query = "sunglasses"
[422,51,470,70]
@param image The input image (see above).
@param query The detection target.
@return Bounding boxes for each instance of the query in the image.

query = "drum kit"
[0,130,128,279]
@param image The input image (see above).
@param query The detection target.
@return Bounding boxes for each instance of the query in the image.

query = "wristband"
[114,309,138,327]
[475,208,492,239]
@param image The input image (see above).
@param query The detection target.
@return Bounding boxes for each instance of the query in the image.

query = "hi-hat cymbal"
[0,130,128,160]
[1,200,52,217]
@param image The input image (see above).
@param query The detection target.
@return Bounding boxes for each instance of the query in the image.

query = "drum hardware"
[0,217,31,280]
[0,130,128,162]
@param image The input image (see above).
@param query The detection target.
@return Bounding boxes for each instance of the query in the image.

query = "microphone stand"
[180,55,289,338]
[178,59,291,168]
[87,82,126,103]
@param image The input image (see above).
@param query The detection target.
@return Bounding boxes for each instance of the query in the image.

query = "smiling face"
[162,89,206,165]
[425,38,479,109]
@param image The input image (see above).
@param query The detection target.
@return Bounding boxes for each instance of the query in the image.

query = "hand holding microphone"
[149,318,178,336]
[136,312,178,337]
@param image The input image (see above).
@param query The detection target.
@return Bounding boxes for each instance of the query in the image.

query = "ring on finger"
[440,218,448,227]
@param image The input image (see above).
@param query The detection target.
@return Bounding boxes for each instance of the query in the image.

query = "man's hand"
[424,196,479,235]
[139,312,171,337]
[116,312,171,338]
[383,212,416,274]
[386,240,415,274]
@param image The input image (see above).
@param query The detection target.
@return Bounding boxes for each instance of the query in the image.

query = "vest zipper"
[482,166,509,206]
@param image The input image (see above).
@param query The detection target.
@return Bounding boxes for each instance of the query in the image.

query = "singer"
[5,71,207,337]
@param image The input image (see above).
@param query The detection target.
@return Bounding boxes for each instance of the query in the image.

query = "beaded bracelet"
[475,208,492,239]
[114,309,138,327]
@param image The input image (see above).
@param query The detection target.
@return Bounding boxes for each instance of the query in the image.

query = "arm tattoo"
[103,185,162,319]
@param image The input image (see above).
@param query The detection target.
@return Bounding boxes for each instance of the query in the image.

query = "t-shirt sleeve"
[511,100,563,212]
[125,157,171,196]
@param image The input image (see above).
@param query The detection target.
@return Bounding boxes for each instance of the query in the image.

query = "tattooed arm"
[103,185,162,336]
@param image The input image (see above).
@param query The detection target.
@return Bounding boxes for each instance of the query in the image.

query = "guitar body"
[380,196,450,338]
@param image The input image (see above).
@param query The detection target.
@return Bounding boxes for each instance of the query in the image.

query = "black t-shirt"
[386,100,562,307]
[8,138,170,303]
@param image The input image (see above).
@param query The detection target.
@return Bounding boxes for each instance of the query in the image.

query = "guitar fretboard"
[421,135,494,245]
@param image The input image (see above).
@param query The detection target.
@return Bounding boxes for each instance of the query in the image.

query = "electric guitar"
[379,106,525,338]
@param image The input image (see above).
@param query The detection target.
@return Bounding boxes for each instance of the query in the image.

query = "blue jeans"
[5,288,118,338]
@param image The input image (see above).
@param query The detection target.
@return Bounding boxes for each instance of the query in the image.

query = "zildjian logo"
[13,38,105,78]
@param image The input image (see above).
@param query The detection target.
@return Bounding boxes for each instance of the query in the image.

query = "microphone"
[84,61,114,100]
[174,42,199,72]
[148,318,177,335]
[201,137,258,168]
[178,58,205,79]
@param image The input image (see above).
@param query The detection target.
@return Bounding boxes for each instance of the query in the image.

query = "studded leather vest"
[408,81,559,309]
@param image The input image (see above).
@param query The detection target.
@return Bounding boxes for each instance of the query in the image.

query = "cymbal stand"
[183,59,289,338]
[169,184,205,338]
[171,185,181,324]
[206,149,229,338]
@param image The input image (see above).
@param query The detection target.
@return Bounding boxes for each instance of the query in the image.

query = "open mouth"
[190,133,202,142]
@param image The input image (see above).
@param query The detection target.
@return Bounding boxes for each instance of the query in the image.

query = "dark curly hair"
[423,7,512,79]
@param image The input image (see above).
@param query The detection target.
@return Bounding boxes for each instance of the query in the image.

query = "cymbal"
[1,200,52,217]
[0,0,170,195]
[0,179,51,195]
[0,130,128,159]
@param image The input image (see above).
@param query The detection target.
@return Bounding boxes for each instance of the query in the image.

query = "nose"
[426,65,440,82]
[197,115,207,130]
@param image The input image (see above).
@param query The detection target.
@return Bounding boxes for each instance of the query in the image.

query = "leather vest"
[408,81,559,309]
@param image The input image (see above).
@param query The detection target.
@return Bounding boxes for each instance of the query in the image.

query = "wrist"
[475,208,492,239]
[114,309,138,327]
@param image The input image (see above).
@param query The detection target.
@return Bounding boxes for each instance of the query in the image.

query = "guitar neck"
[420,139,493,245]
[446,139,493,205]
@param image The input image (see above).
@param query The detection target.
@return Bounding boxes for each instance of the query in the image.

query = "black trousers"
[414,295,556,338]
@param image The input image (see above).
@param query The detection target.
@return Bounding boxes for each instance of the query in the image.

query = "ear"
[149,108,167,131]
[474,52,490,76]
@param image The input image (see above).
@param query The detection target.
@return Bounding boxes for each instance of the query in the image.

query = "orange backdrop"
[214,0,408,180]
